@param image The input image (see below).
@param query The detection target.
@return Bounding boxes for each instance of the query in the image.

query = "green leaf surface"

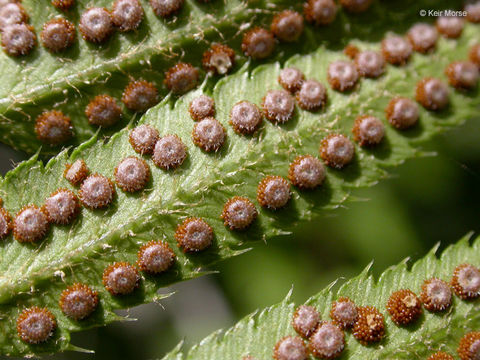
[0,0,479,356]
[163,234,480,360]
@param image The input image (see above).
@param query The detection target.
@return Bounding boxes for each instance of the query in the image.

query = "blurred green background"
[0,116,479,359]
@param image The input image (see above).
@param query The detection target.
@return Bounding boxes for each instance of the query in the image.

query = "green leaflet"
[0,0,479,356]
[162,234,480,360]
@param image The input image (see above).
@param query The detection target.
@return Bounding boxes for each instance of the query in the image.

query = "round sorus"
[407,23,438,53]
[221,196,258,231]
[386,289,422,326]
[352,306,385,345]
[303,0,337,26]
[292,305,320,338]
[230,100,262,135]
[241,27,275,60]
[271,10,304,42]
[137,240,175,274]
[257,175,290,210]
[385,97,419,130]
[152,134,187,170]
[327,60,359,92]
[17,307,56,344]
[0,2,27,30]
[420,278,452,312]
[112,0,144,32]
[85,95,122,127]
[451,263,480,300]
[202,43,235,75]
[355,50,385,78]
[40,18,75,53]
[344,44,360,59]
[415,77,450,111]
[103,262,140,295]
[79,7,114,43]
[458,332,480,360]
[175,217,213,253]
[273,336,308,360]
[44,189,80,225]
[308,322,345,359]
[79,174,115,209]
[64,159,89,186]
[1,23,36,57]
[59,283,98,320]
[150,0,184,18]
[122,80,159,112]
[466,2,480,23]
[470,44,480,68]
[165,62,199,95]
[13,205,49,243]
[352,115,385,147]
[0,207,11,239]
[114,156,150,192]
[296,79,327,111]
[445,61,479,90]
[339,0,373,13]
[288,155,325,190]
[381,36,413,65]
[262,89,295,124]
[129,124,159,155]
[436,16,464,39]
[192,117,226,152]
[35,110,73,145]
[278,67,305,93]
[330,297,358,329]
[320,134,355,169]
[51,0,75,11]
[427,352,454,360]
[189,95,215,121]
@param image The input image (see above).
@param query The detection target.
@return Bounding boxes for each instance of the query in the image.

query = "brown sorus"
[17,307,56,344]
[59,283,98,320]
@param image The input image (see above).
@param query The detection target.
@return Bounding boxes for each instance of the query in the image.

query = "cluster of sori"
[236,264,480,359]
[4,0,480,348]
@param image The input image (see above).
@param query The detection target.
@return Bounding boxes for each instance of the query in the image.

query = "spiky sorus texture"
[427,352,454,360]
[288,155,325,190]
[51,0,75,11]
[202,43,235,75]
[278,67,305,93]
[152,134,188,170]
[352,306,385,345]
[44,188,80,225]
[111,0,144,32]
[292,305,320,338]
[308,322,345,359]
[165,62,199,95]
[189,95,215,121]
[85,95,122,127]
[129,124,159,155]
[137,240,176,274]
[257,175,291,210]
[385,97,419,130]
[330,297,358,329]
[0,206,11,239]
[386,289,422,326]
[352,115,385,147]
[150,0,184,18]
[221,196,258,231]
[451,263,480,300]
[303,0,337,26]
[229,100,263,135]
[0,2,27,30]
[13,205,49,243]
[175,217,213,253]
[79,7,114,43]
[192,117,226,152]
[122,80,159,112]
[273,336,308,360]
[458,332,480,360]
[354,50,385,78]
[78,174,115,209]
[295,79,327,111]
[320,134,355,169]
[102,262,140,295]
[63,159,89,186]
[327,60,359,92]
[271,10,304,43]
[241,27,275,60]
[1,23,36,56]
[40,18,75,53]
[34,110,73,145]
[16,307,56,344]
[114,156,150,192]
[420,278,452,312]
[59,283,98,320]
[262,89,295,124]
